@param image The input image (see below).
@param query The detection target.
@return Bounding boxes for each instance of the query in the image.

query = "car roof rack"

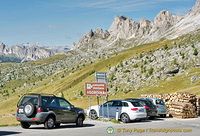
[25,93,56,97]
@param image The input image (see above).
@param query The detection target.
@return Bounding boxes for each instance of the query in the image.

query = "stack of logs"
[141,92,199,119]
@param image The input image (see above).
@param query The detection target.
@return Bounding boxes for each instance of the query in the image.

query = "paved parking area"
[0,117,199,136]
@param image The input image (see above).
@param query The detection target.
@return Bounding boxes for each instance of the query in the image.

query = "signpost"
[95,72,109,120]
[85,72,108,121]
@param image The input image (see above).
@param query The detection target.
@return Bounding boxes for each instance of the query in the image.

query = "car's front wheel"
[44,116,55,129]
[55,123,60,128]
[20,122,31,129]
[89,110,98,120]
[121,113,130,123]
[76,115,84,127]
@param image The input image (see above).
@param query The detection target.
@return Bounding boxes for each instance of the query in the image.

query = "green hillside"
[0,30,200,125]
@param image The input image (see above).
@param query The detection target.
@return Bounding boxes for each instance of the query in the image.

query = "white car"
[87,100,147,123]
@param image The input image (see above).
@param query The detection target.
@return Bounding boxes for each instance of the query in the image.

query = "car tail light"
[145,106,150,109]
[37,107,41,113]
[156,105,159,108]
[17,108,19,113]
[32,118,38,121]
[17,118,21,121]
[131,108,138,111]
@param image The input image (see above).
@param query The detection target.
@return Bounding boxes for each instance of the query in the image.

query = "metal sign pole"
[102,95,104,122]
[89,96,91,120]
[97,89,99,119]
[107,92,109,120]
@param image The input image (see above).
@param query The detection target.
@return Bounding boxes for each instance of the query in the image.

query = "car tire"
[162,114,166,118]
[20,122,31,129]
[76,115,84,127]
[24,103,35,117]
[89,110,98,120]
[55,123,60,128]
[121,113,130,123]
[44,116,55,129]
[160,114,166,118]
[149,116,155,120]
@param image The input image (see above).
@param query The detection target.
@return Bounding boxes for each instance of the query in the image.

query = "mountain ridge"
[72,0,200,52]
[0,42,70,62]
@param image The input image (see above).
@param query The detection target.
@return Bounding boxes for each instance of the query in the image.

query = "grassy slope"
[0,35,200,125]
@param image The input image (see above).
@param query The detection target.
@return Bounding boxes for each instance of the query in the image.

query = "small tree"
[193,48,198,56]
[61,91,64,98]
[163,44,168,50]
[148,68,153,75]
[80,91,83,96]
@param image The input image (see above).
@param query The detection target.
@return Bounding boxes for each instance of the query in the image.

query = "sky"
[0,0,196,47]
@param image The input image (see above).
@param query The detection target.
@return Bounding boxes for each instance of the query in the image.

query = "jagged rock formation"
[0,42,54,62]
[72,0,200,52]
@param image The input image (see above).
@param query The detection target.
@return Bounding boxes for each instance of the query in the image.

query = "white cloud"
[69,0,192,12]
[171,7,191,15]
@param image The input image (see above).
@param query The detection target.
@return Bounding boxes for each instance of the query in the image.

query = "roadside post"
[89,96,91,120]
[102,94,104,121]
[97,89,100,119]
[116,108,119,121]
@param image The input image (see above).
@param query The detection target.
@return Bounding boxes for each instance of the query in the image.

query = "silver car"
[141,97,167,118]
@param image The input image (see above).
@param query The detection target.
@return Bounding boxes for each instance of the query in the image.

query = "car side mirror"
[71,105,74,109]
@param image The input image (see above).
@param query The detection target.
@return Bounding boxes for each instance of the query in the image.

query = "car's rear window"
[131,101,143,107]
[156,99,165,105]
[20,96,38,106]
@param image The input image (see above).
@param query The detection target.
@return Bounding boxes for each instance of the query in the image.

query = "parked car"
[16,93,85,129]
[141,97,167,118]
[87,99,147,123]
[125,98,157,119]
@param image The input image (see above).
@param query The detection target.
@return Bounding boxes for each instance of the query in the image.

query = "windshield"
[156,99,165,105]
[19,96,38,106]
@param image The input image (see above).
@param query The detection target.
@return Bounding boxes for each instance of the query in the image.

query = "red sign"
[85,82,107,96]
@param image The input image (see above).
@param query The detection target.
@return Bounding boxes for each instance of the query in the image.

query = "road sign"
[85,82,107,96]
[95,72,107,85]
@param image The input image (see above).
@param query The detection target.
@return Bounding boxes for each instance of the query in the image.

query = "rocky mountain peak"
[153,10,174,27]
[94,28,103,35]
[189,0,200,15]
[108,15,139,39]
[86,29,94,39]
[118,15,128,21]
[140,18,151,28]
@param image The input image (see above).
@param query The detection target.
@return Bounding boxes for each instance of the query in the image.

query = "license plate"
[139,109,144,112]
[19,109,23,113]
[152,112,156,114]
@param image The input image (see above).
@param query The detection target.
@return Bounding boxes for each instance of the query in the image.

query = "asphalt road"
[0,117,200,136]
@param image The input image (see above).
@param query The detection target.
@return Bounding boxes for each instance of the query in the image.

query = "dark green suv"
[16,93,85,129]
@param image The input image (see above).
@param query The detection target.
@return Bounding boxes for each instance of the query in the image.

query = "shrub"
[133,64,138,68]
[124,70,130,73]
[61,91,64,98]
[173,58,177,65]
[193,48,198,56]
[148,68,153,75]
[80,91,83,96]
[89,70,95,75]
[140,53,143,58]
[163,44,168,50]
[115,87,118,92]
